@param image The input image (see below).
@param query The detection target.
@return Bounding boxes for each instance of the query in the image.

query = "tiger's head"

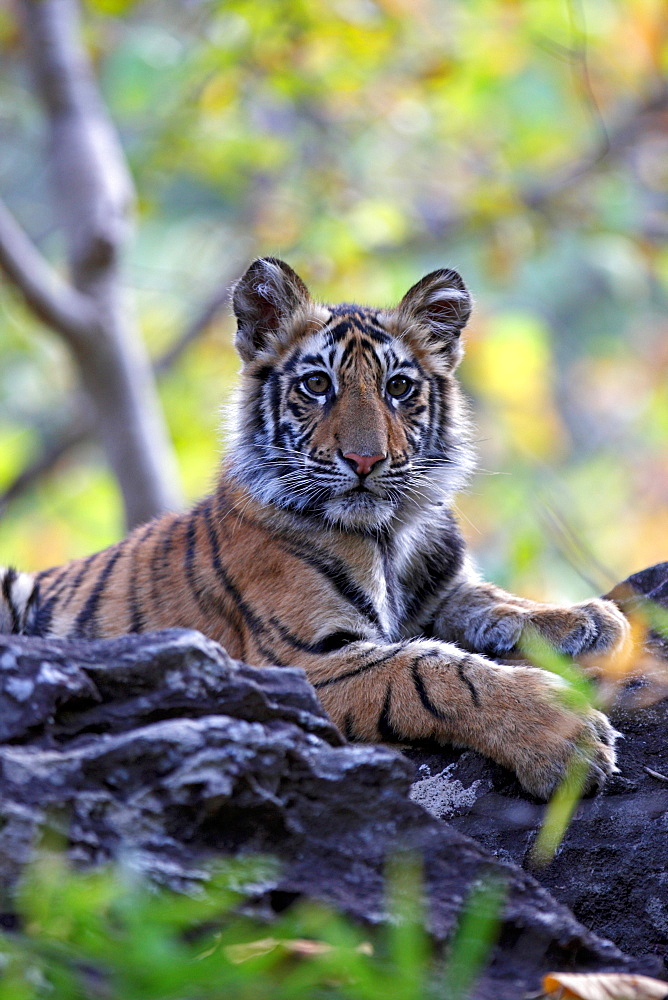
[228,258,474,530]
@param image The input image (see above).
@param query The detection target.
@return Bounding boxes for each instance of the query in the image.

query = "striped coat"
[1,258,630,798]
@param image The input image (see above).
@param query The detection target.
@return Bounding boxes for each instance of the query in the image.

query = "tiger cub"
[1,258,630,798]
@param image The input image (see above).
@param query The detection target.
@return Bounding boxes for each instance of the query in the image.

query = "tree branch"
[155,282,232,376]
[0,280,232,516]
[12,0,183,528]
[419,86,668,238]
[0,418,89,519]
[521,84,668,212]
[0,199,95,347]
[17,0,134,282]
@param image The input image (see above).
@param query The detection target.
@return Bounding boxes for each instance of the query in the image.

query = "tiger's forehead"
[286,304,415,377]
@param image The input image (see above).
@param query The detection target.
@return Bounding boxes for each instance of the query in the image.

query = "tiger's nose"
[342,452,386,476]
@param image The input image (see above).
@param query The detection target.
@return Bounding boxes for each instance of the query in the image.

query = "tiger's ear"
[232,257,311,363]
[397,268,472,355]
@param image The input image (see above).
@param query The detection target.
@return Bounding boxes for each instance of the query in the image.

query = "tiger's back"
[1,258,631,799]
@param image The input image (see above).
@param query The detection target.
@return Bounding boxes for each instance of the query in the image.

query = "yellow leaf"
[543,971,668,999]
[225,937,279,963]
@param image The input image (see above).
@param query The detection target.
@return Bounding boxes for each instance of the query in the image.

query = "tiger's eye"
[386,374,412,398]
[303,373,331,395]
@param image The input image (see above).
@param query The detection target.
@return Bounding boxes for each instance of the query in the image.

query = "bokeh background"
[1,0,667,600]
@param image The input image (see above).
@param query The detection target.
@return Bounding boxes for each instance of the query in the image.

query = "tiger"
[0,257,631,799]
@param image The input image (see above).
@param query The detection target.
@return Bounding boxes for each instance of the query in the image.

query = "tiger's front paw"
[529,598,630,658]
[512,705,618,799]
[501,668,619,799]
[471,598,630,663]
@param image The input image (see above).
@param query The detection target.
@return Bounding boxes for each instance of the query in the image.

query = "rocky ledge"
[0,564,666,998]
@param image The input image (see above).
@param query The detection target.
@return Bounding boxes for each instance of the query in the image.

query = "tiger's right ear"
[232,258,311,363]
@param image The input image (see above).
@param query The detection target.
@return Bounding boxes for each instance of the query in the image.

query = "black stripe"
[268,619,366,655]
[35,554,97,635]
[36,563,69,602]
[286,398,309,419]
[150,516,180,609]
[458,657,481,706]
[343,713,357,741]
[184,510,207,612]
[276,538,385,634]
[315,629,367,653]
[252,364,274,384]
[22,577,40,636]
[427,375,440,453]
[201,500,264,632]
[46,557,92,606]
[362,326,391,344]
[184,501,243,633]
[327,320,353,342]
[299,353,328,367]
[200,500,284,665]
[74,547,124,638]
[429,373,450,453]
[313,645,403,689]
[377,683,405,742]
[339,337,357,370]
[2,569,19,633]
[127,521,156,633]
[266,372,282,445]
[403,512,465,625]
[357,336,378,357]
[378,534,400,629]
[411,656,450,722]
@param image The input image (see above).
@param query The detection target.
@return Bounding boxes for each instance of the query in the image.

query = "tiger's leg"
[0,568,39,635]
[307,638,617,799]
[428,569,630,664]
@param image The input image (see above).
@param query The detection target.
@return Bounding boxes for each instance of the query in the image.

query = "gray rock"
[407,562,668,973]
[0,573,665,996]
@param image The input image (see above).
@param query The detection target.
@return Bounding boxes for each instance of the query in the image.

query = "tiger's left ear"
[232,257,311,363]
[397,268,472,356]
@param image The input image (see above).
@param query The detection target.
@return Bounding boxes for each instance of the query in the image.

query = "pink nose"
[343,452,386,476]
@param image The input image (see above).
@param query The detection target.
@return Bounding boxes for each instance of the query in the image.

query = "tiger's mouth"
[337,481,390,507]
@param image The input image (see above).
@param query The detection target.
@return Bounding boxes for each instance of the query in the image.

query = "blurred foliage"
[0,849,504,1000]
[0,0,667,594]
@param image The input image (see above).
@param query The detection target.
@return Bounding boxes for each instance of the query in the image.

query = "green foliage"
[0,851,506,1000]
[442,872,506,1000]
[531,752,592,867]
[1,0,667,589]
[518,633,603,866]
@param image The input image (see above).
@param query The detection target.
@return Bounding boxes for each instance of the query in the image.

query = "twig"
[155,280,232,376]
[644,766,668,783]
[521,85,668,211]
[0,199,95,347]
[420,86,668,236]
[0,420,90,518]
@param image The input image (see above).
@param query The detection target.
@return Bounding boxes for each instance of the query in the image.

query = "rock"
[407,563,668,973]
[0,627,650,1000]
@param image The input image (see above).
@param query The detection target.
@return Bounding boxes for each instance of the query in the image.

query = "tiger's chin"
[321,490,399,531]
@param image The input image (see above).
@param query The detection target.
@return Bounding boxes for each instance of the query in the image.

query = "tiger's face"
[230,259,474,530]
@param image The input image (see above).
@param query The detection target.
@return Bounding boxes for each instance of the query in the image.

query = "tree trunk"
[11,0,182,530]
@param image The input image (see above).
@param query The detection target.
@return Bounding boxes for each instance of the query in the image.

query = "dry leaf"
[225,936,279,964]
[225,935,373,965]
[543,971,668,999]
